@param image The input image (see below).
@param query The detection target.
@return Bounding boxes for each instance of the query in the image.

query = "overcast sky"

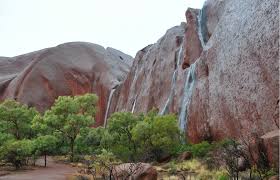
[0,0,205,57]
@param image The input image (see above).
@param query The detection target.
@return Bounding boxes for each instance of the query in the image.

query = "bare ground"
[0,157,77,180]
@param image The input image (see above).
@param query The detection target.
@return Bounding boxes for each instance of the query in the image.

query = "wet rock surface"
[111,23,187,115]
[261,130,279,168]
[111,0,279,150]
[187,0,279,143]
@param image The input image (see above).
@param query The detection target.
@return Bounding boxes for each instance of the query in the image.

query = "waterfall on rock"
[131,97,137,113]
[103,88,116,127]
[160,43,184,115]
[177,9,204,133]
[178,62,197,133]
[197,9,206,48]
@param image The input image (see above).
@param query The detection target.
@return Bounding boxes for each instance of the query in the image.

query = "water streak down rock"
[197,10,206,49]
[178,62,197,133]
[104,88,116,127]
[160,44,184,115]
[111,24,188,115]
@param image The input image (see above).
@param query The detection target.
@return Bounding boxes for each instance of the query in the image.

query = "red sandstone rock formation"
[261,130,279,169]
[187,0,279,143]
[111,0,279,150]
[110,9,204,130]
[0,42,132,126]
[111,23,188,115]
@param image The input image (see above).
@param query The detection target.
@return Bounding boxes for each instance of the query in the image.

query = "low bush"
[191,141,214,157]
[178,159,201,171]
[0,139,34,169]
[102,111,181,162]
[175,141,218,159]
[175,159,229,180]
[167,161,177,175]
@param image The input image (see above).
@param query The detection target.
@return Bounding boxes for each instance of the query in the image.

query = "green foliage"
[86,149,120,179]
[190,141,213,157]
[0,100,40,168]
[217,139,249,179]
[76,127,106,154]
[43,94,97,136]
[175,141,214,158]
[32,135,58,166]
[132,113,181,161]
[218,174,230,180]
[34,135,58,155]
[31,114,49,135]
[0,132,14,146]
[99,129,114,150]
[0,100,39,140]
[175,139,234,159]
[171,159,229,180]
[105,112,142,161]
[197,170,229,180]
[99,111,181,162]
[178,159,202,171]
[0,139,34,169]
[167,161,178,175]
[35,93,98,161]
[94,149,118,164]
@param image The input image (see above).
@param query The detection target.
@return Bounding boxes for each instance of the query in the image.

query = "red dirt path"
[0,157,77,180]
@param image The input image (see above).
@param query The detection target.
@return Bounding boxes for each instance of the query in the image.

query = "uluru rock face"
[187,0,279,142]
[0,42,133,126]
[110,21,202,119]
[110,0,279,152]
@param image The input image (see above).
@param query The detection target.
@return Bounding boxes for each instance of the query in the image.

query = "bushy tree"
[0,139,34,169]
[103,111,181,162]
[106,112,143,161]
[0,100,39,140]
[91,149,119,179]
[33,93,98,161]
[76,127,107,154]
[0,132,14,146]
[34,135,58,167]
[132,113,181,161]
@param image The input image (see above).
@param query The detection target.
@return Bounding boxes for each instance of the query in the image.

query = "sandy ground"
[0,157,77,180]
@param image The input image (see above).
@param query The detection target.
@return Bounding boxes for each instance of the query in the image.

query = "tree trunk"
[33,155,36,166]
[249,168,252,180]
[44,153,47,167]
[70,139,74,162]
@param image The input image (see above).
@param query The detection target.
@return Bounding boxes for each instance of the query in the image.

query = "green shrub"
[178,159,201,171]
[191,141,213,157]
[89,149,120,179]
[0,100,39,140]
[104,111,181,162]
[218,174,230,180]
[105,112,142,161]
[168,161,177,175]
[34,93,98,162]
[132,113,181,161]
[0,139,34,169]
[175,141,215,158]
[76,127,107,155]
[0,132,14,146]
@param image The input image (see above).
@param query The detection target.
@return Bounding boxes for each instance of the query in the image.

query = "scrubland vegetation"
[0,94,278,179]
